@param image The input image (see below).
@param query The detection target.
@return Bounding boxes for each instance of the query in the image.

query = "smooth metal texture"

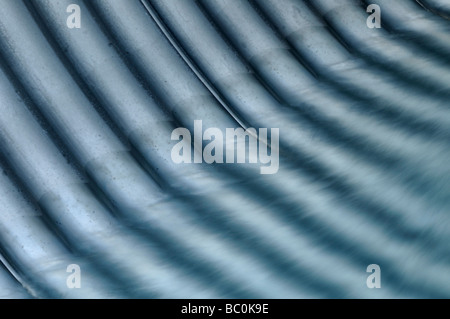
[0,0,449,298]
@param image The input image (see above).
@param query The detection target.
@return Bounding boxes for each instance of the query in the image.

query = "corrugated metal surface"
[0,0,449,298]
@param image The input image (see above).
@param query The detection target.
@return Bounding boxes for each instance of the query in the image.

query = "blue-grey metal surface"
[0,0,449,298]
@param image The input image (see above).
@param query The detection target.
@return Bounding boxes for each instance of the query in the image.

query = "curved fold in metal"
[0,0,449,298]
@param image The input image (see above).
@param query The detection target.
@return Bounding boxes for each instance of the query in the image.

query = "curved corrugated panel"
[0,0,449,298]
